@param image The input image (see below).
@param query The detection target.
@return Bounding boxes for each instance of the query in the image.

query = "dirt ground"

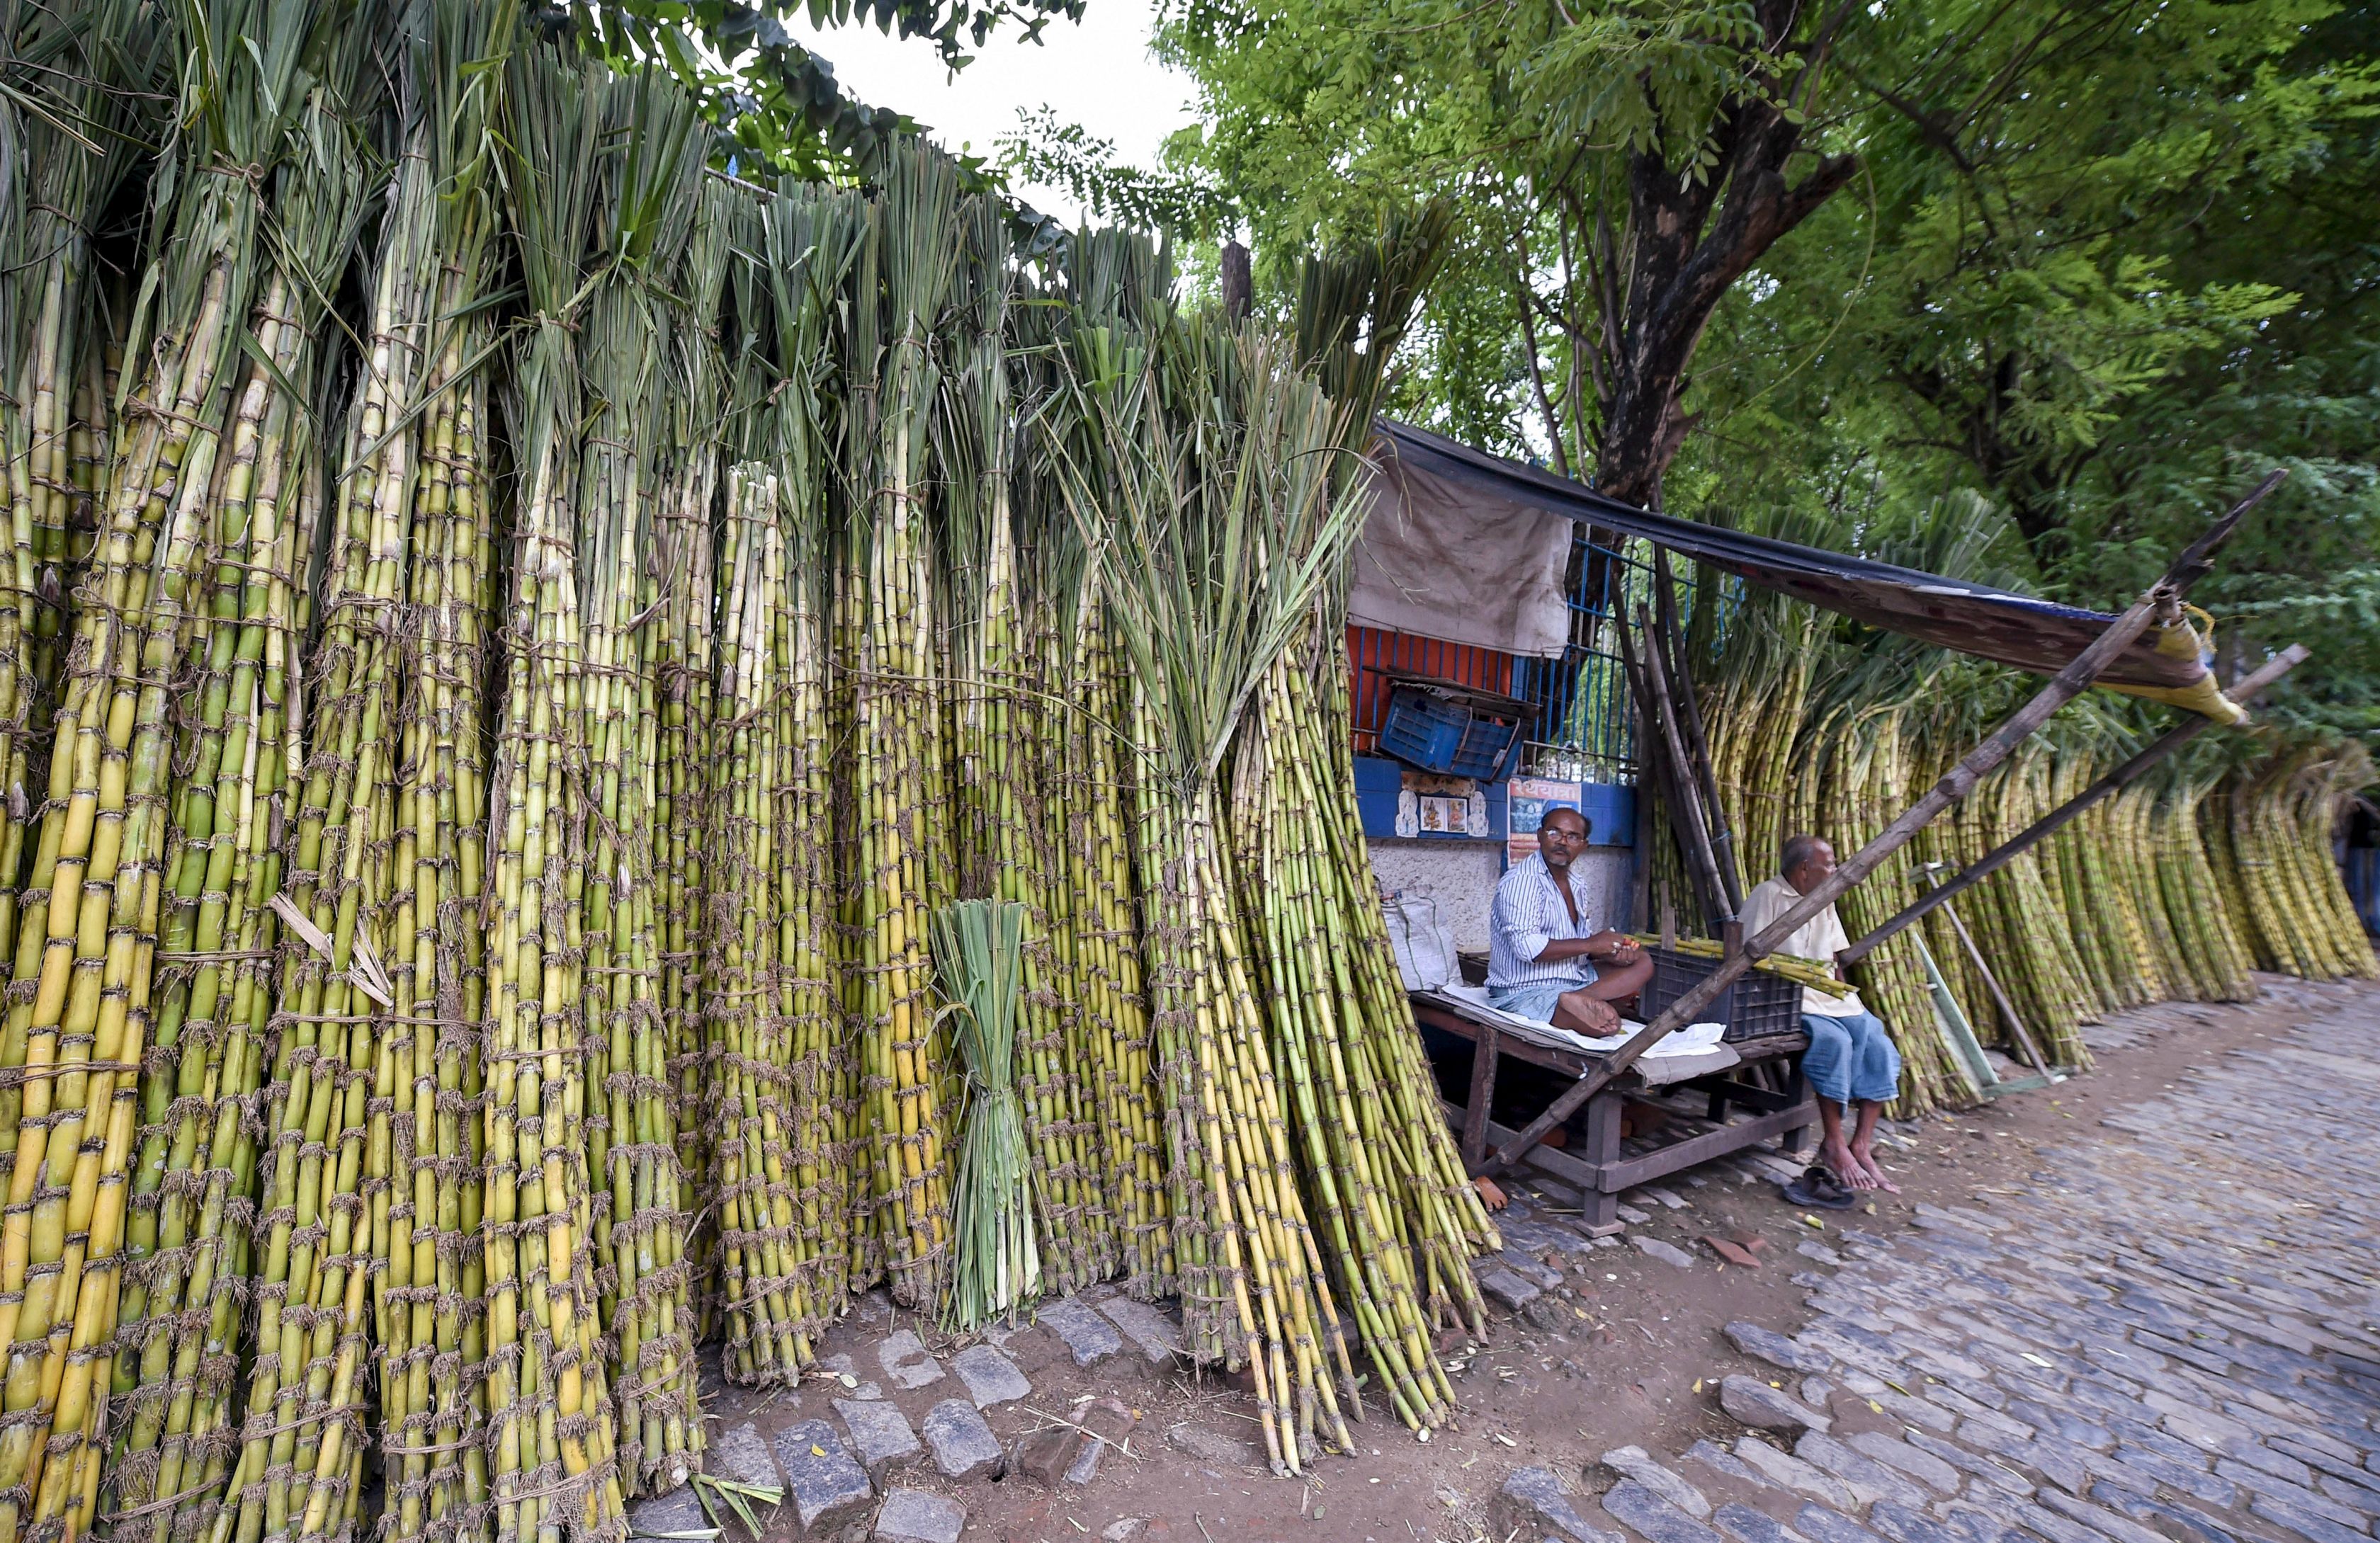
[708,974,2364,1543]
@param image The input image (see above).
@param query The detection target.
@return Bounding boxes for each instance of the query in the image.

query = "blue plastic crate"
[1379,685,1522,781]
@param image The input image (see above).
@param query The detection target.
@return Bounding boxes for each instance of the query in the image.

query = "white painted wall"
[1368,843,1633,954]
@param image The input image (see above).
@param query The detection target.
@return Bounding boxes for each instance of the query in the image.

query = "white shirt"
[1740,874,1866,1017]
[1488,853,1599,992]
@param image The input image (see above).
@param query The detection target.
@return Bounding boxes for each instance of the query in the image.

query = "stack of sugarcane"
[2220,740,2379,980]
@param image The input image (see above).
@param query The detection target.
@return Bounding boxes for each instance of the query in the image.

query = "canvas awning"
[1373,419,2245,723]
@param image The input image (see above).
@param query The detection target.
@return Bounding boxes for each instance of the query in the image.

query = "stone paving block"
[1638,1237,1698,1269]
[1844,1432,1959,1496]
[1167,1423,1254,1468]
[1792,1504,1891,1543]
[1722,1377,1831,1434]
[1492,1465,1621,1543]
[1098,1297,1184,1363]
[1603,1446,1712,1518]
[1603,1479,1726,1543]
[2250,1493,2372,1543]
[1802,1379,1836,1411]
[713,1421,783,1488]
[1900,1431,2033,1498]
[1014,1426,1084,1488]
[2095,1487,2241,1543]
[2216,1462,2371,1530]
[2224,1442,2322,1489]
[1735,1437,1857,1510]
[1685,1440,1765,1488]
[2002,1396,2109,1452]
[2317,1469,2380,1515]
[1870,1391,1956,1435]
[1038,1297,1125,1367]
[2036,1487,2172,1543]
[773,1419,874,1535]
[1064,1399,1138,1486]
[2113,1443,2232,1505]
[1498,1247,1567,1289]
[1713,1502,1813,1543]
[834,1399,921,1474]
[876,1329,944,1391]
[1861,1501,1968,1543]
[922,1399,1001,1479]
[873,1490,964,1543]
[1480,1266,1544,1311]
[630,1487,706,1537]
[950,1344,1029,1409]
[1728,1322,1836,1377]
[1794,1433,1932,1510]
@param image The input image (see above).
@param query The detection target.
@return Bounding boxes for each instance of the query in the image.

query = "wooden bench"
[1415,996,1816,1232]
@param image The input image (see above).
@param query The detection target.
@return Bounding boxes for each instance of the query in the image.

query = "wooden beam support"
[1653,550,1743,911]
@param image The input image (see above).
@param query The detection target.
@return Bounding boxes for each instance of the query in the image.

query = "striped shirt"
[1487,853,1600,992]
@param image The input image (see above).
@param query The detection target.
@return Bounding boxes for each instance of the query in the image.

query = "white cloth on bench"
[1421,985,1741,1085]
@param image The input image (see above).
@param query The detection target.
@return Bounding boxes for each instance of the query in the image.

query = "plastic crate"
[1378,684,1522,780]
[1640,945,1803,1044]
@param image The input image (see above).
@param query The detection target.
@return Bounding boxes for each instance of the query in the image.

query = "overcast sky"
[788,1,1198,225]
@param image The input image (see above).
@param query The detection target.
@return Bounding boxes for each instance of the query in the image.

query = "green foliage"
[1160,0,2380,740]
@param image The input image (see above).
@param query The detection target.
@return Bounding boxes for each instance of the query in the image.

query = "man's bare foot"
[1850,1142,1899,1194]
[1824,1138,1877,1190]
[1472,1174,1508,1212]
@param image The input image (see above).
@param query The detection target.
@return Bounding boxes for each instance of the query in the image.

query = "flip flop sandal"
[1779,1164,1858,1211]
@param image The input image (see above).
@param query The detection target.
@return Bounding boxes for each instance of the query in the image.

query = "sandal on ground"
[1779,1165,1857,1211]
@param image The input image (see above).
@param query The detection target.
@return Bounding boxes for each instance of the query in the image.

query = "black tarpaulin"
[1376,419,2243,723]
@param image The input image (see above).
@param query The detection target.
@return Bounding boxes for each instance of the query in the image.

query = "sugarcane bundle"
[572,71,711,1495]
[0,11,375,1542]
[482,42,625,1543]
[357,11,514,1537]
[1056,314,1385,1475]
[2226,744,2378,980]
[2148,772,2255,1003]
[1228,630,1495,1432]
[842,147,958,1309]
[701,184,868,1387]
[1814,702,1976,1115]
[0,0,163,975]
[941,200,1111,1296]
[1662,938,1852,996]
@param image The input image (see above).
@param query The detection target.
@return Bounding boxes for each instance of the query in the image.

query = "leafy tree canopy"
[1152,0,2380,736]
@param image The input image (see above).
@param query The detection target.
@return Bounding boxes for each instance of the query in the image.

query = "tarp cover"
[1376,419,2240,722]
[1350,432,1574,657]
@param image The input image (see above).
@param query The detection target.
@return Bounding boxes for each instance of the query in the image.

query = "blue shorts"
[1802,1010,1901,1108]
[1488,973,1595,1023]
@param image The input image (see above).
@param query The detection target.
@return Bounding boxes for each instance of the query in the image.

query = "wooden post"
[1475,497,2270,1178]
[1653,550,1743,910]
[1628,604,1734,926]
[1838,643,2307,967]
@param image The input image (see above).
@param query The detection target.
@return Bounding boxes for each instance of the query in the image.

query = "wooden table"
[1414,997,1816,1232]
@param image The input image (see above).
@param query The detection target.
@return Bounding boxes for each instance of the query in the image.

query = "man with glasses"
[1485,807,1651,1035]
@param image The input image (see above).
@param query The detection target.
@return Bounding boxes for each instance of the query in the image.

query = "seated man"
[1485,807,1653,1036]
[1740,833,1902,1195]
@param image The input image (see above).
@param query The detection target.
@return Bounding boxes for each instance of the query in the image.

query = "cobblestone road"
[1501,989,2380,1543]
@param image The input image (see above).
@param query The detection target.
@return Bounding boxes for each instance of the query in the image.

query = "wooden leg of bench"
[1461,1024,1499,1168]
[1578,1085,1624,1234]
[1779,1057,1813,1159]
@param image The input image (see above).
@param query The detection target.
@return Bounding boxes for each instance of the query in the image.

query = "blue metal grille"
[1511,530,1643,783]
